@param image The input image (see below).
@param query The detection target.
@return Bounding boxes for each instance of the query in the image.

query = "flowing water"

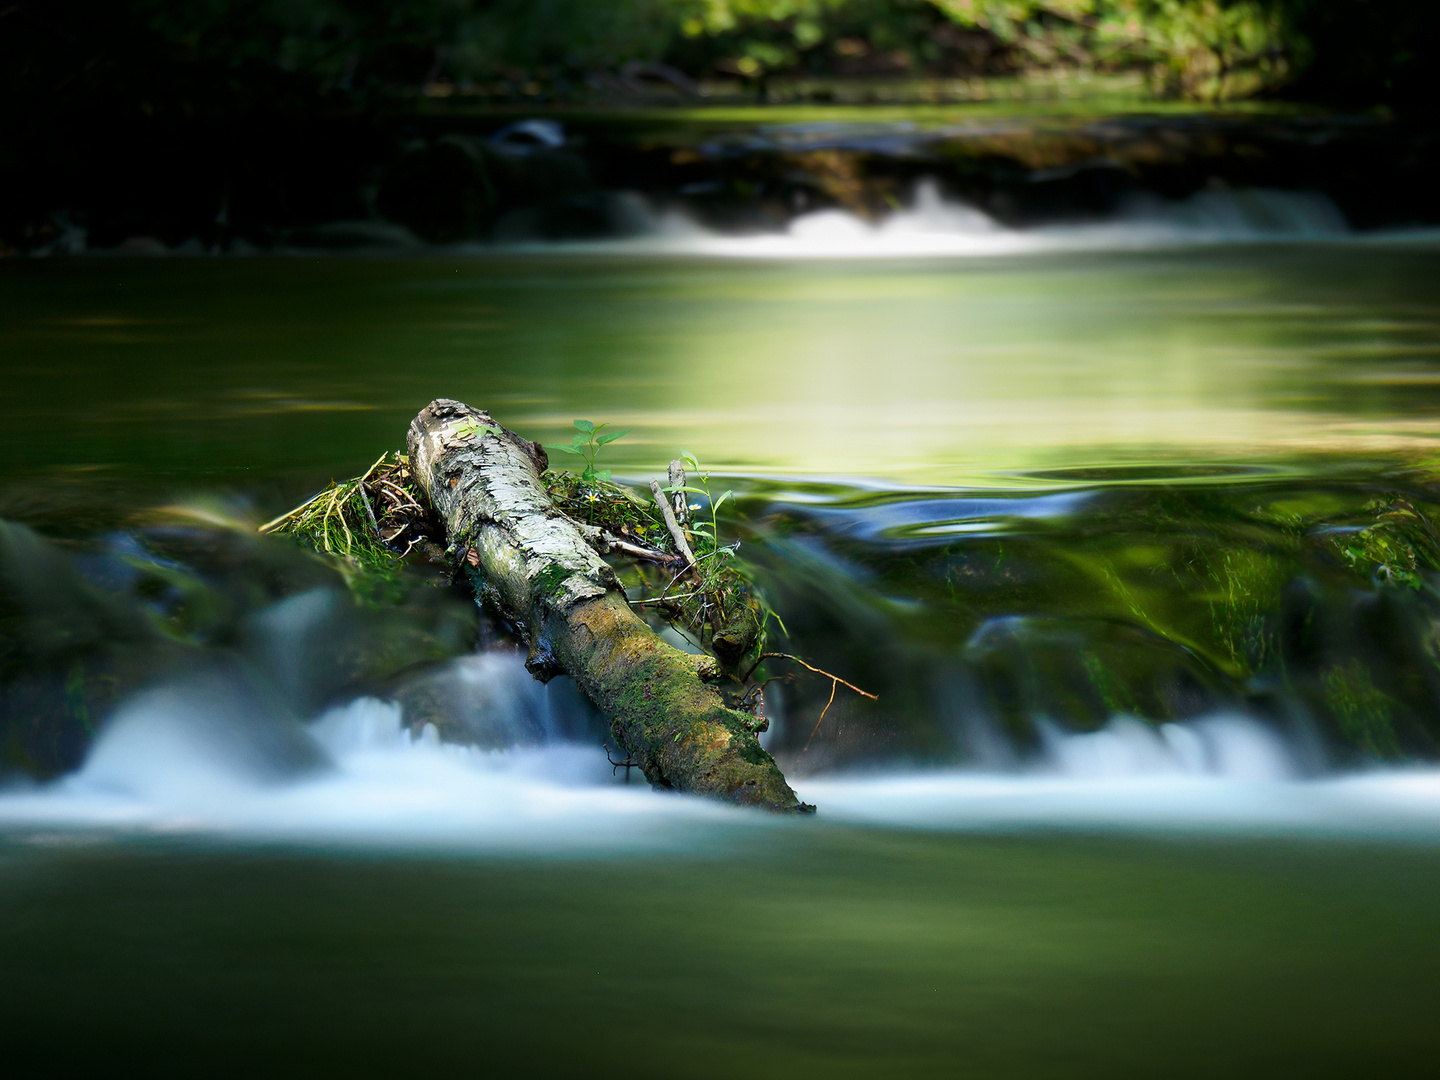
[4,189,1440,1072]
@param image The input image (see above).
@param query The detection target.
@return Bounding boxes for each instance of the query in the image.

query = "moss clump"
[542,468,769,673]
[542,470,668,544]
[259,452,441,604]
[531,562,571,602]
[1332,496,1440,590]
[1322,660,1403,760]
[1205,549,1283,677]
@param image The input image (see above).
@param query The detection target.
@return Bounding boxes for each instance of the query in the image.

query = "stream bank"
[11,107,1440,255]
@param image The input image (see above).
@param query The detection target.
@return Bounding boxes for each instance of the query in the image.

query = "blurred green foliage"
[3,0,1435,117]
[930,1,1293,98]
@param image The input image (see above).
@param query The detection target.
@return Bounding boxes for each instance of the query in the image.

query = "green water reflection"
[4,244,1439,506]
[3,832,1438,1076]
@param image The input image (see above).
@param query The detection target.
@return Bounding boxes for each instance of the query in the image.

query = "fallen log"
[406,398,812,812]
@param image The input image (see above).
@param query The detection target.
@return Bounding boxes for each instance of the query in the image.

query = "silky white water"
[498,180,1395,260]
[6,651,1440,850]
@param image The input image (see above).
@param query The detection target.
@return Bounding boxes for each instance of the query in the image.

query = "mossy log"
[406,399,811,812]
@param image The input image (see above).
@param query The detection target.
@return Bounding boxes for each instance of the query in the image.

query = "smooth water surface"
[4,830,1439,1076]
[4,241,1439,501]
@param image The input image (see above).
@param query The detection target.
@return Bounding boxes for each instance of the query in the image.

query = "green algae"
[1322,660,1404,760]
[1331,496,1440,590]
[531,562,572,603]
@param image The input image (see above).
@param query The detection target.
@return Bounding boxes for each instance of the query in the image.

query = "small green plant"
[545,420,630,485]
[453,418,499,440]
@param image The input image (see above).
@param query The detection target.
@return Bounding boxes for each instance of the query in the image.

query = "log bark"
[406,399,811,813]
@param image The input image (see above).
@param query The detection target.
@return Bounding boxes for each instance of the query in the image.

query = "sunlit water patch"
[6,242,1440,486]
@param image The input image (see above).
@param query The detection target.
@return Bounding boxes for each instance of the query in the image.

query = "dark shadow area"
[4,1,1438,253]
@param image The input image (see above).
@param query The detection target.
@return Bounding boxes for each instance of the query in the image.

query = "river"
[3,189,1440,1073]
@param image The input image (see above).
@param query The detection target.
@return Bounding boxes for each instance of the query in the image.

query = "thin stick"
[628,589,703,606]
[742,652,877,701]
[356,451,387,540]
[606,537,678,564]
[650,478,697,569]
[259,450,389,536]
[259,490,325,534]
[357,482,380,536]
[650,544,738,608]
[377,479,422,509]
[603,743,641,778]
[803,679,839,753]
[359,450,389,484]
[742,651,876,756]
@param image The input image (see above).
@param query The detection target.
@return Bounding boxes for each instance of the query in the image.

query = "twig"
[803,680,839,753]
[743,652,876,699]
[752,674,794,692]
[628,589,703,606]
[603,743,641,780]
[376,478,421,508]
[607,537,679,564]
[355,452,388,540]
[258,490,325,534]
[740,652,878,754]
[357,482,380,537]
[358,450,389,485]
[650,478,697,569]
[650,543,739,608]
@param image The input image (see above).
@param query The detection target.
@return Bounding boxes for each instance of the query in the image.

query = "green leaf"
[712,490,733,514]
[581,465,597,483]
[596,469,612,481]
[681,452,700,470]
[573,419,595,434]
[544,444,583,455]
[595,429,631,446]
[572,432,588,448]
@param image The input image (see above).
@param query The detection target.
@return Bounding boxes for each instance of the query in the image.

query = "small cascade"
[1039,715,1296,782]
[522,179,1355,258]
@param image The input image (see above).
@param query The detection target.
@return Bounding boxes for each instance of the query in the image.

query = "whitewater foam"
[0,691,741,851]
[497,181,1366,260]
[5,671,1440,850]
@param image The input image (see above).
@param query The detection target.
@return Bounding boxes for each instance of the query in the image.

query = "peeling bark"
[406,399,811,813]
